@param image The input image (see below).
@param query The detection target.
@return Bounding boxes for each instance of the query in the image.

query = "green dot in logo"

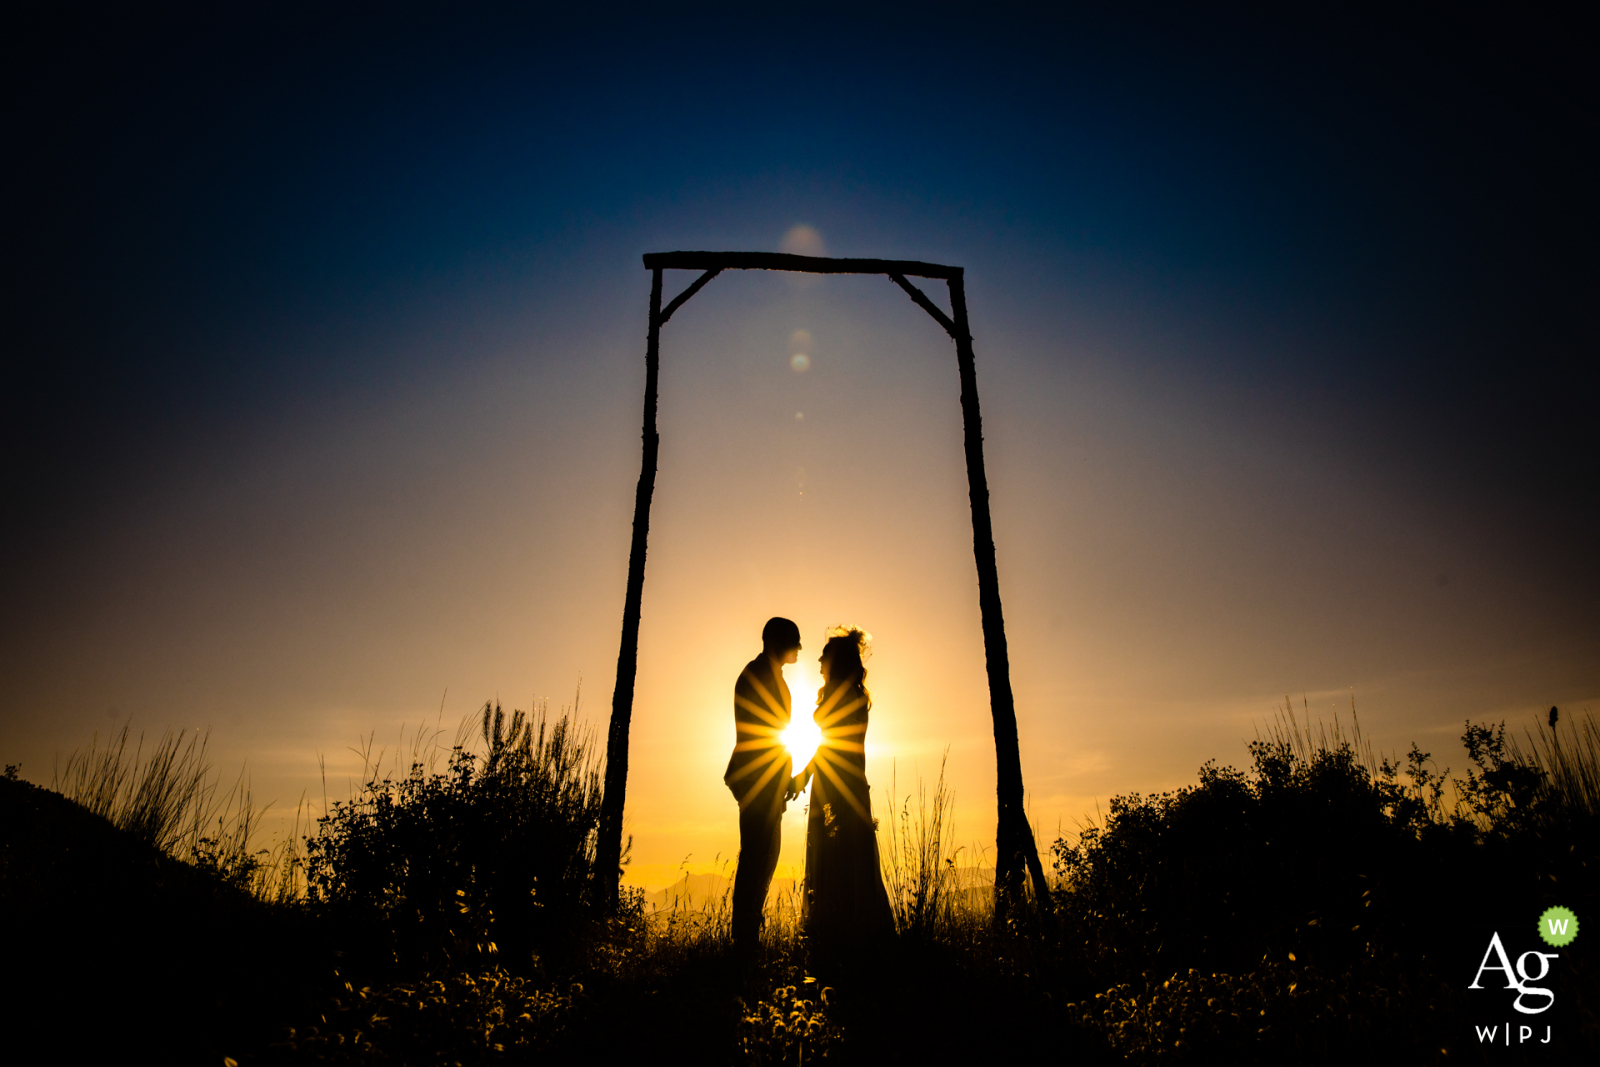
[1539,906,1578,947]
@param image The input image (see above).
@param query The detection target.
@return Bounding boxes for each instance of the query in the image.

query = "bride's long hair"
[819,626,871,711]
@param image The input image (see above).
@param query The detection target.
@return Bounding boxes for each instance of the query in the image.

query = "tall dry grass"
[1257,694,1382,775]
[878,751,969,939]
[51,722,300,896]
[55,722,216,853]
[1513,706,1600,818]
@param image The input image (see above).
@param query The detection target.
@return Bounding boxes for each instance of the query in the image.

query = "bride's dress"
[801,681,894,955]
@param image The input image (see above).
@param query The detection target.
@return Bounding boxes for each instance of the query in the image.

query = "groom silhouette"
[726,616,802,952]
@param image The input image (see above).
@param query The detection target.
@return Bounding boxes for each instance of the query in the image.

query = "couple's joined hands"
[784,772,807,803]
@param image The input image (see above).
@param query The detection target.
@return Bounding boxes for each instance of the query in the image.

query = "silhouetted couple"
[725,617,893,968]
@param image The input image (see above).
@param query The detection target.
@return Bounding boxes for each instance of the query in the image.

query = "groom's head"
[762,617,802,664]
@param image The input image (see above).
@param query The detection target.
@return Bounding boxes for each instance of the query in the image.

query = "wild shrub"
[306,701,605,974]
[1050,731,1431,982]
[1455,721,1548,833]
[1051,707,1600,1059]
[736,983,842,1065]
[272,969,584,1064]
[1070,956,1449,1065]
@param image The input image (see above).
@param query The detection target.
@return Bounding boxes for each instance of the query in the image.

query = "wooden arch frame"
[597,251,1051,910]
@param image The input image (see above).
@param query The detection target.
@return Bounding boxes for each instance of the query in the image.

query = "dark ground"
[0,777,324,1064]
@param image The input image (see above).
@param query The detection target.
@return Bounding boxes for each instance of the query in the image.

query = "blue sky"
[5,3,1594,885]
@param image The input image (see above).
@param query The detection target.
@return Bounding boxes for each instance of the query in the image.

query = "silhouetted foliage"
[11,705,1597,1064]
[306,702,605,974]
[1049,712,1600,1061]
[1052,734,1442,981]
[270,970,586,1064]
[1457,720,1556,835]
[736,983,842,1064]
[52,721,284,890]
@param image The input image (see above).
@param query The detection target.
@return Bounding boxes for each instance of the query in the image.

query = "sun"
[779,661,823,769]
[780,715,823,771]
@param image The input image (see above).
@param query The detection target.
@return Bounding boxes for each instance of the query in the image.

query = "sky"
[4,3,1595,890]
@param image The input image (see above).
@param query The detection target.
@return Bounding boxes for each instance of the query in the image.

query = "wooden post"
[947,273,1052,913]
[597,266,663,907]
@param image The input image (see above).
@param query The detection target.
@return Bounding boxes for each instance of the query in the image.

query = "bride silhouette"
[792,627,894,964]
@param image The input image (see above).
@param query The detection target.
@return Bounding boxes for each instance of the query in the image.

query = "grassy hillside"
[0,771,323,1063]
[4,703,1597,1064]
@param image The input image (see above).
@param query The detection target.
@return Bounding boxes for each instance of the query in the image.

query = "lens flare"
[780,224,825,257]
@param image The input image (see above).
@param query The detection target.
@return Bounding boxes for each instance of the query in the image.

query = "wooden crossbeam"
[643,250,960,280]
